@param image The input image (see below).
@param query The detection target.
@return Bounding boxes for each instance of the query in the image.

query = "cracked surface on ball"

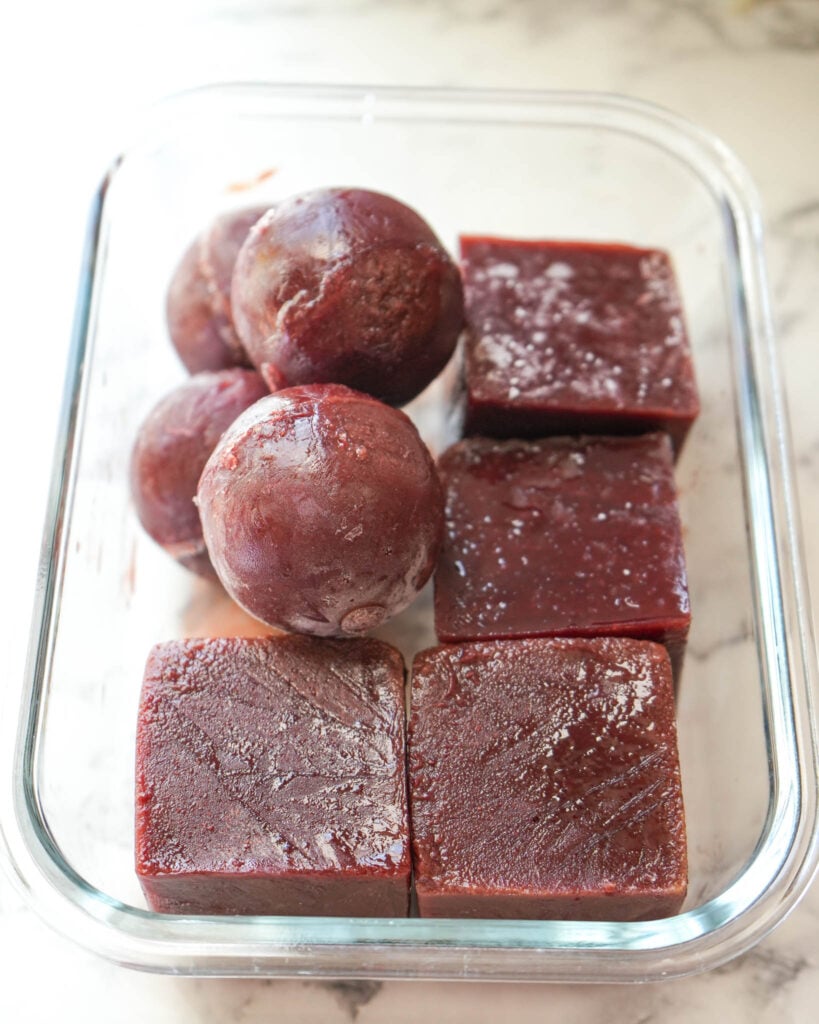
[231,188,463,405]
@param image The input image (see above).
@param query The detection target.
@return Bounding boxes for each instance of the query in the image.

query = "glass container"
[1,85,817,982]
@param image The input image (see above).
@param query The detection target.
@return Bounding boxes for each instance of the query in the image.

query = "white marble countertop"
[2,1,818,1020]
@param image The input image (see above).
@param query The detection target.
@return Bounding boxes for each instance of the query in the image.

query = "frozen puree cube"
[135,636,410,916]
[434,433,690,669]
[458,237,699,452]
[409,637,688,920]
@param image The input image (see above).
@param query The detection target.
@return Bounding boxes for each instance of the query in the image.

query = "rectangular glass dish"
[2,85,818,982]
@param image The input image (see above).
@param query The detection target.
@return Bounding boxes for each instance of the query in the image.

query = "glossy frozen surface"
[166,206,268,373]
[434,433,690,649]
[231,188,464,405]
[197,383,444,636]
[136,635,410,916]
[128,368,269,577]
[409,637,687,920]
[459,237,699,449]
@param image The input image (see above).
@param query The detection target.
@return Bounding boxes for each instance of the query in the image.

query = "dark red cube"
[458,237,699,451]
[136,636,410,917]
[434,433,690,666]
[409,637,688,920]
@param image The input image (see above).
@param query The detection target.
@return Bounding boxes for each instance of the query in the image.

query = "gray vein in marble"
[202,0,783,56]
[647,0,819,52]
[208,0,628,23]
[660,0,736,50]
[608,0,819,87]
[775,198,819,227]
[749,0,819,52]
[223,0,624,65]
[796,438,819,477]
[686,626,752,664]
[772,198,819,243]
[713,947,812,994]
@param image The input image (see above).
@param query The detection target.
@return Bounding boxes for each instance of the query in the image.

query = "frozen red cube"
[409,637,688,920]
[458,237,699,452]
[434,434,690,671]
[136,635,410,917]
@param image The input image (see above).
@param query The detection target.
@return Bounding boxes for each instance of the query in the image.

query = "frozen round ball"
[231,188,464,405]
[130,368,269,577]
[166,205,269,373]
[197,383,445,635]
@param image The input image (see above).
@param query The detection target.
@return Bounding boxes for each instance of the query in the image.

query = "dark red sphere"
[130,369,269,577]
[230,189,464,405]
[197,383,444,635]
[166,206,269,373]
